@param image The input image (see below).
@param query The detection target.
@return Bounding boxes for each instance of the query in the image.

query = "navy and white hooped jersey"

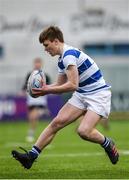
[58,44,111,95]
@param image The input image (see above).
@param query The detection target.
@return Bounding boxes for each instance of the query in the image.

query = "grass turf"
[0,117,129,179]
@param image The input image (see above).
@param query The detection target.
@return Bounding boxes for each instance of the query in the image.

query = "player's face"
[34,61,42,70]
[43,39,60,56]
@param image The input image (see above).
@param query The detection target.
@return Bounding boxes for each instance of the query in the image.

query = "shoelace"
[19,147,29,154]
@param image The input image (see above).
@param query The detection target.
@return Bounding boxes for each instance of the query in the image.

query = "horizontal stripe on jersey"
[76,85,110,93]
[63,49,81,59]
[78,59,93,75]
[79,70,102,87]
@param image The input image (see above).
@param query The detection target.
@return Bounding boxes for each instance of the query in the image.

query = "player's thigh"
[53,103,85,126]
[28,107,39,119]
[78,109,101,133]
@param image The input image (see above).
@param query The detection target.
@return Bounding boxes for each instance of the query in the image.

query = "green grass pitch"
[0,115,129,179]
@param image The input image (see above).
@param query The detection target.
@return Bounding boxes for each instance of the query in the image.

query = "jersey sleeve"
[58,49,79,74]
[63,55,77,70]
[58,56,77,74]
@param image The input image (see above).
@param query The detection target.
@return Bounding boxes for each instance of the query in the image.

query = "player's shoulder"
[62,44,81,59]
[26,72,31,78]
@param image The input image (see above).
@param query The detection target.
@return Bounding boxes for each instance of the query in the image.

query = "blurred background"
[0,1,129,178]
[0,0,129,121]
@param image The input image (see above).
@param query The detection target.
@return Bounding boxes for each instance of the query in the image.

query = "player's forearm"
[45,81,78,94]
[47,83,57,88]
[46,80,64,88]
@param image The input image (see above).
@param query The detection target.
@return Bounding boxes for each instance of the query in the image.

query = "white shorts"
[68,90,111,118]
[27,94,47,106]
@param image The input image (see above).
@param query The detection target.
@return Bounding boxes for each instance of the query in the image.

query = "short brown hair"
[39,26,64,43]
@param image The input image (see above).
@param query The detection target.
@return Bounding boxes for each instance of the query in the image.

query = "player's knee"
[77,126,91,140]
[51,116,67,131]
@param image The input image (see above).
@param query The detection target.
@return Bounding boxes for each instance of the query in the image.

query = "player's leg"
[32,92,86,150]
[77,110,119,164]
[12,103,85,169]
[34,102,85,150]
[77,110,104,143]
[26,107,39,142]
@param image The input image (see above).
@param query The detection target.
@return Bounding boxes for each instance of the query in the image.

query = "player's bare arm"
[56,73,67,85]
[32,65,78,96]
[47,73,67,88]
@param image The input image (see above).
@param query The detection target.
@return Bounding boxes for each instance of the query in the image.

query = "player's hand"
[32,85,48,97]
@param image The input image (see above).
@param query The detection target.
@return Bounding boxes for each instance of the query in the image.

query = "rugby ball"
[27,70,46,98]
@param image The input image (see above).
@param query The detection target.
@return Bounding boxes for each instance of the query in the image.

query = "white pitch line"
[119,150,129,155]
[41,152,103,157]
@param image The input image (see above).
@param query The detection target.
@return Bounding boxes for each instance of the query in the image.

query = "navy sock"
[101,137,110,149]
[29,146,41,159]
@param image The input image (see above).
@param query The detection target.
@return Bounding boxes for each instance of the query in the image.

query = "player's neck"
[58,43,64,56]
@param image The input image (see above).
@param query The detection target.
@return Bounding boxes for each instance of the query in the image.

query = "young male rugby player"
[12,26,119,169]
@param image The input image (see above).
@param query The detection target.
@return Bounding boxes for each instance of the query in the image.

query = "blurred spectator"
[21,57,51,142]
